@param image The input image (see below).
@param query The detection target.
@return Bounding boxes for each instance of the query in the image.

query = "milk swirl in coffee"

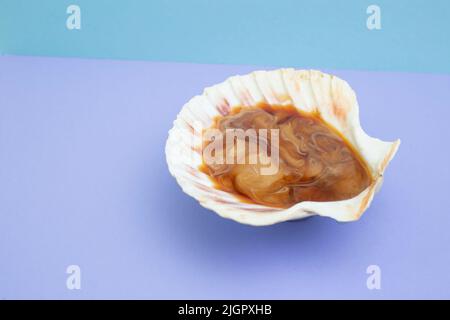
[200,103,373,208]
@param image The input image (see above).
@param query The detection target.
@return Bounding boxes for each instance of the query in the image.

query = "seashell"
[165,69,400,226]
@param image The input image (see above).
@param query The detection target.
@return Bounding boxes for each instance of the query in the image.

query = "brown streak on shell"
[277,93,291,103]
[213,198,236,205]
[379,141,400,173]
[216,98,231,116]
[191,145,202,154]
[192,181,212,193]
[356,182,377,219]
[182,118,195,134]
[185,165,198,177]
[239,88,253,106]
[331,102,347,121]
[245,207,279,213]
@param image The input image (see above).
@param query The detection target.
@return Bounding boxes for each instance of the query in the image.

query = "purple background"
[0,56,449,299]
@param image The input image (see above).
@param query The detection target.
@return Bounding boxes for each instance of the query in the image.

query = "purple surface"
[0,56,449,299]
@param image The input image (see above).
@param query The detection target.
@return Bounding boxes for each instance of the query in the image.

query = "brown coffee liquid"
[200,104,373,208]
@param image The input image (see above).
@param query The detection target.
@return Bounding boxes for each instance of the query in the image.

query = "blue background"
[1,0,450,299]
[1,0,449,73]
[1,56,450,299]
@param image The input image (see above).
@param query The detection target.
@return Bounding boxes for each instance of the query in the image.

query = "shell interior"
[165,69,400,226]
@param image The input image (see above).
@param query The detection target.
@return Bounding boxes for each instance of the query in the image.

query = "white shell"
[165,69,400,226]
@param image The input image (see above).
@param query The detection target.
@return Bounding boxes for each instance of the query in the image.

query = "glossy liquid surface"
[201,104,373,208]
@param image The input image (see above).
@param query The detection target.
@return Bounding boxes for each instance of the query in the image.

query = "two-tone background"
[1,0,450,299]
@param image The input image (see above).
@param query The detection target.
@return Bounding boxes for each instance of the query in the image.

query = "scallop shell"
[165,69,400,226]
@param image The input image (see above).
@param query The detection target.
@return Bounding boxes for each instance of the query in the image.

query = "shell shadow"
[153,169,355,267]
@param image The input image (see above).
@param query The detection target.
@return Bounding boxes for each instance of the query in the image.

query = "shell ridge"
[165,69,400,225]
